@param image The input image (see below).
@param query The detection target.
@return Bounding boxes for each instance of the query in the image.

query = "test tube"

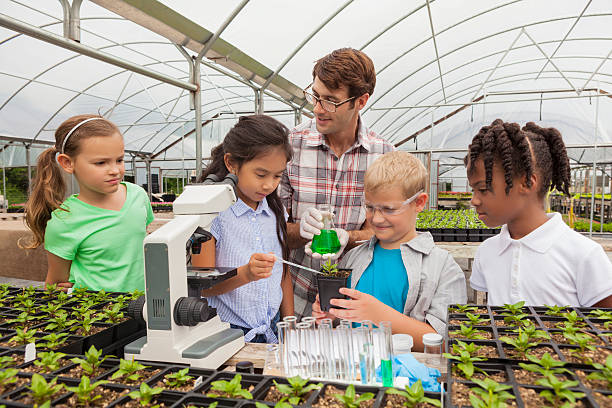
[378,321,393,387]
[337,325,355,381]
[296,322,312,377]
[276,321,289,376]
[283,315,297,329]
[319,320,335,380]
[302,316,316,326]
[359,321,376,384]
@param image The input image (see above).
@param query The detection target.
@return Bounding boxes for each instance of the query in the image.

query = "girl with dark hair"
[192,115,294,343]
[22,114,153,292]
[466,119,612,307]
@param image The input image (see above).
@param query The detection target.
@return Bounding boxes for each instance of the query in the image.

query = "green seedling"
[444,348,487,380]
[100,303,124,324]
[111,359,150,382]
[469,378,515,408]
[26,373,64,406]
[7,311,37,329]
[9,327,37,346]
[333,384,375,408]
[502,313,530,327]
[206,374,253,399]
[544,304,568,317]
[561,311,587,327]
[450,304,478,314]
[511,322,549,342]
[588,309,612,328]
[127,383,163,407]
[39,333,69,350]
[450,340,484,358]
[71,303,93,318]
[33,351,66,373]
[565,332,597,363]
[71,345,114,376]
[129,289,145,300]
[500,328,538,357]
[42,284,58,298]
[518,353,570,378]
[385,379,442,407]
[39,302,63,318]
[70,312,101,336]
[320,259,339,276]
[255,402,291,408]
[0,355,15,369]
[466,313,490,326]
[450,324,487,340]
[45,310,76,332]
[273,375,322,405]
[15,298,36,314]
[0,368,19,390]
[54,291,70,305]
[500,301,525,316]
[93,290,111,304]
[163,368,193,389]
[64,376,109,407]
[559,321,581,336]
[587,354,612,389]
[70,287,90,299]
[536,375,584,407]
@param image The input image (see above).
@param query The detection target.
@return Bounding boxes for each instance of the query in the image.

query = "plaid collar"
[304,116,373,152]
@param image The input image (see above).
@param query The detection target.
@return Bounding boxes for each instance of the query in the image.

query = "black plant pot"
[315,271,350,312]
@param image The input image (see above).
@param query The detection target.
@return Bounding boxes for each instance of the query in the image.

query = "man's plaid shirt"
[279,117,394,318]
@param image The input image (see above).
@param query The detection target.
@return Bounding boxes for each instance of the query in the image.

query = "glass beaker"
[311,205,341,254]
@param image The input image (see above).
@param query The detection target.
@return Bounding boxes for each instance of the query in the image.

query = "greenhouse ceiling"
[1,0,611,172]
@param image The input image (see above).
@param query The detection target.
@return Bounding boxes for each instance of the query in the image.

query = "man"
[279,48,394,318]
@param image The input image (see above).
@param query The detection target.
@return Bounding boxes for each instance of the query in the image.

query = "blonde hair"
[364,151,428,197]
[21,114,120,249]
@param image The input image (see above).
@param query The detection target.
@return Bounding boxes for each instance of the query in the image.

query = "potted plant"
[315,260,351,312]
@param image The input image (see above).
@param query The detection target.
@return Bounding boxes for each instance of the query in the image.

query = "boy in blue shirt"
[312,151,466,351]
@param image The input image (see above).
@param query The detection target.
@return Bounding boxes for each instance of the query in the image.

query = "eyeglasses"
[364,190,424,216]
[303,87,356,113]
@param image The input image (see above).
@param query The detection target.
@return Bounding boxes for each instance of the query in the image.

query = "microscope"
[124,174,245,368]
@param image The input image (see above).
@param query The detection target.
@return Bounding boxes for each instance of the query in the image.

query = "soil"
[541,320,588,329]
[312,385,376,408]
[550,331,605,346]
[0,377,30,397]
[154,377,197,393]
[205,384,255,399]
[72,325,107,336]
[494,318,539,327]
[320,269,351,279]
[383,393,440,407]
[54,387,130,407]
[13,392,68,406]
[111,398,169,408]
[594,392,612,408]
[108,368,163,386]
[453,366,507,382]
[575,369,611,391]
[264,384,316,404]
[497,332,548,344]
[5,321,43,331]
[448,330,494,340]
[61,364,113,379]
[512,368,574,385]
[560,346,612,365]
[518,386,586,408]
[448,319,491,326]
[450,344,499,359]
[449,308,489,315]
[2,352,23,367]
[452,382,517,407]
[592,322,612,331]
[491,309,530,316]
[20,358,72,374]
[502,346,558,361]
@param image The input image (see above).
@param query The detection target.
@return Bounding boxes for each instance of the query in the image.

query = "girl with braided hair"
[466,119,612,307]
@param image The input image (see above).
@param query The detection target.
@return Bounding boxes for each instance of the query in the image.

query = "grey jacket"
[338,232,467,334]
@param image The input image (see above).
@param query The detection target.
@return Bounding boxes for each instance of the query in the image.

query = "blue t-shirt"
[350,243,409,313]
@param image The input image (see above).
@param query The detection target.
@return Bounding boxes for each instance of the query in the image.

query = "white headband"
[61,117,105,153]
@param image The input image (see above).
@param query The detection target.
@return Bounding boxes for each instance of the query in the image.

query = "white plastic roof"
[1,0,611,173]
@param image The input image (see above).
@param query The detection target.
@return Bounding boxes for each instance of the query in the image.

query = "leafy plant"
[45,310,76,332]
[15,298,36,314]
[536,376,584,407]
[272,375,322,405]
[71,303,93,318]
[587,354,612,389]
[333,384,375,408]
[9,327,37,346]
[70,311,100,336]
[564,332,597,363]
[71,345,113,376]
[33,351,67,373]
[450,324,487,340]
[561,311,587,328]
[466,313,490,326]
[385,379,442,407]
[54,291,70,305]
[450,304,478,314]
[110,359,149,382]
[544,304,568,317]
[64,376,109,407]
[7,311,37,329]
[444,346,487,380]
[26,374,64,406]
[163,368,193,388]
[127,383,163,407]
[39,333,70,350]
[130,289,145,300]
[500,328,538,357]
[0,368,19,389]
[39,302,63,318]
[518,353,571,378]
[255,402,290,408]
[0,355,15,369]
[450,340,483,357]
[502,313,530,327]
[43,284,59,298]
[469,378,515,408]
[99,303,124,324]
[320,259,339,276]
[511,322,549,342]
[206,374,253,399]
[500,301,525,316]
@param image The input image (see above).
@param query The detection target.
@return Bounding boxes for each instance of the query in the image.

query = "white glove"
[305,228,349,262]
[299,207,327,240]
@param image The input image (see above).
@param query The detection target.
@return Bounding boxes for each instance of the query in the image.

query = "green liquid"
[311,229,341,254]
[381,359,393,387]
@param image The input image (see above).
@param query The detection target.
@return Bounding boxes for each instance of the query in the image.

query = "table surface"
[225,342,448,376]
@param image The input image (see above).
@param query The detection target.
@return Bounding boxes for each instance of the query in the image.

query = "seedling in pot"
[536,376,584,407]
[561,310,587,328]
[15,298,37,315]
[333,384,375,408]
[206,373,252,399]
[71,345,114,376]
[93,290,112,304]
[386,379,441,407]
[502,313,530,327]
[450,324,487,340]
[33,351,67,373]
[64,376,109,407]
[42,284,59,298]
[71,303,93,319]
[70,311,101,336]
[468,378,515,408]
[8,327,37,346]
[450,304,478,314]
[510,321,549,342]
[544,304,568,317]
[518,353,571,378]
[26,373,64,407]
[450,340,484,358]
[256,402,292,408]
[39,302,63,318]
[130,289,145,300]
[111,358,150,382]
[7,311,38,329]
[588,309,612,328]
[45,310,76,332]
[500,328,538,358]
[587,354,612,389]
[163,367,193,389]
[99,303,124,324]
[500,301,525,316]
[564,332,597,363]
[0,368,19,392]
[272,375,322,405]
[55,291,70,305]
[127,383,164,407]
[466,313,490,326]
[444,347,487,380]
[320,259,339,276]
[39,332,69,350]
[0,355,15,368]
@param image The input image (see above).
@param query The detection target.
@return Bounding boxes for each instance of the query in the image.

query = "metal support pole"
[294,109,302,126]
[131,155,137,185]
[193,57,203,179]
[590,89,600,236]
[145,157,152,202]
[25,144,31,195]
[601,165,605,232]
[1,146,6,210]
[69,0,83,42]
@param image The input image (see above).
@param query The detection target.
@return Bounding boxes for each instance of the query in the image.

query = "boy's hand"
[311,294,334,322]
[328,288,392,322]
[245,252,275,282]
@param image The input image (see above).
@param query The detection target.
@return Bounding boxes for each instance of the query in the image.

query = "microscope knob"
[174,297,211,326]
[127,296,146,322]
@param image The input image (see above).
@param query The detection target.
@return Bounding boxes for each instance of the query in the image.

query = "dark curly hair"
[465,119,570,197]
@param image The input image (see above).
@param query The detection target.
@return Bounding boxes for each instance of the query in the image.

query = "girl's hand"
[312,294,334,322]
[245,252,275,282]
[328,288,392,322]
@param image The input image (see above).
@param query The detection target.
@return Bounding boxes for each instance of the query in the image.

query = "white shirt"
[470,213,612,307]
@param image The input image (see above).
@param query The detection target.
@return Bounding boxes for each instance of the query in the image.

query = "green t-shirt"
[44,182,154,292]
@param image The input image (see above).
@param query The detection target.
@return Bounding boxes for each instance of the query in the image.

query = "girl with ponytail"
[465,119,612,307]
[191,115,294,343]
[23,114,153,292]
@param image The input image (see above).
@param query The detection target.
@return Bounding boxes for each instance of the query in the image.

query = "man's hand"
[305,228,349,261]
[245,252,276,282]
[299,207,325,240]
[328,288,392,322]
